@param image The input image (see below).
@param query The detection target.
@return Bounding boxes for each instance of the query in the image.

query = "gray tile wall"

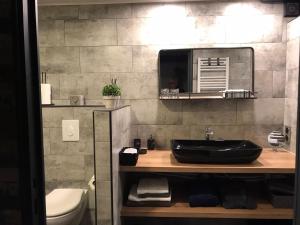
[94,106,131,225]
[42,106,104,225]
[39,1,287,150]
[285,17,300,153]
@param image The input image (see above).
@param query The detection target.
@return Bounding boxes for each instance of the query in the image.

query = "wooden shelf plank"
[120,149,295,174]
[121,202,294,219]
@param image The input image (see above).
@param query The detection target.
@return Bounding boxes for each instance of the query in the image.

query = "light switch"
[62,120,79,142]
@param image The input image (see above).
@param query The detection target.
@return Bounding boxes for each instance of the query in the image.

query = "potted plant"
[102,79,121,108]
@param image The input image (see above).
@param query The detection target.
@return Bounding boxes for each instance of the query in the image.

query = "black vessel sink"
[171,140,262,164]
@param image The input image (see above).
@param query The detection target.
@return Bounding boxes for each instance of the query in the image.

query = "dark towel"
[188,183,219,207]
[220,181,257,209]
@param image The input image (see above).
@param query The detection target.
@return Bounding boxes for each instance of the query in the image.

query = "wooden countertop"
[120,149,295,174]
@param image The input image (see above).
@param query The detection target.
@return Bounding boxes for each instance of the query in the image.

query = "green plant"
[102,79,121,96]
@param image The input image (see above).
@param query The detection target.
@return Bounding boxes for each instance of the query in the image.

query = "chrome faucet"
[205,127,214,140]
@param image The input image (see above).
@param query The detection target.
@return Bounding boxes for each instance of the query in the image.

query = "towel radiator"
[197,57,229,93]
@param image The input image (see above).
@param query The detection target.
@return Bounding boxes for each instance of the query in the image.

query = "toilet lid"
[46,189,84,217]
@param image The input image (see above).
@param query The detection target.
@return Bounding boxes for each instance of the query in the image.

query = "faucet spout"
[205,127,214,140]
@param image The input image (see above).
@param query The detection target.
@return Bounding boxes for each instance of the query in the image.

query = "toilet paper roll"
[88,175,95,209]
[41,84,51,105]
[88,175,95,191]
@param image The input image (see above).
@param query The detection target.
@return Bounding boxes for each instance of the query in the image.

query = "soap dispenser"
[147,135,156,150]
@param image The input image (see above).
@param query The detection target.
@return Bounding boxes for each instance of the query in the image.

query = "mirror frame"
[158,47,255,100]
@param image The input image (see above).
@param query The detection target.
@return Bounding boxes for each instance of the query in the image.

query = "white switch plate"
[62,120,79,142]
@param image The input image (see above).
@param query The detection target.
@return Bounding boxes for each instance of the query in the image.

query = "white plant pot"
[103,96,121,108]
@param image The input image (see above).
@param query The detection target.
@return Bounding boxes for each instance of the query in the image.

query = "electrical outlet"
[62,120,79,142]
[284,126,291,145]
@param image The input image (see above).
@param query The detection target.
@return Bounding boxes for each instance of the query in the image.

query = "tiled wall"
[39,1,287,149]
[285,17,300,153]
[42,106,100,193]
[94,106,131,225]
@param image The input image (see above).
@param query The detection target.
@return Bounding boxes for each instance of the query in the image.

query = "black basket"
[119,147,139,166]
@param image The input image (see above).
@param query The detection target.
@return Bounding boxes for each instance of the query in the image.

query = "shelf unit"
[122,201,294,220]
[120,149,296,221]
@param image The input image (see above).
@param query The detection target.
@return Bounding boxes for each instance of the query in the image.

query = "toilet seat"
[46,189,84,217]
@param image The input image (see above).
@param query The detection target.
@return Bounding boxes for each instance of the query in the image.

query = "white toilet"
[46,189,88,225]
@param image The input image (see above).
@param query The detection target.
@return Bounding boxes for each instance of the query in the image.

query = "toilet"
[46,189,88,225]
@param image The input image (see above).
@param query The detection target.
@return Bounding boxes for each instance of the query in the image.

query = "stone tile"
[39,47,80,73]
[38,6,79,20]
[287,16,300,41]
[49,127,93,155]
[128,99,182,125]
[117,18,151,45]
[136,125,169,148]
[254,70,273,98]
[86,73,112,100]
[284,98,298,128]
[237,98,284,125]
[285,68,299,99]
[224,15,282,43]
[182,100,237,125]
[43,128,51,155]
[96,181,111,200]
[132,3,186,18]
[192,16,226,44]
[95,141,111,181]
[190,125,245,140]
[38,20,64,47]
[113,73,158,100]
[80,46,132,73]
[273,71,286,98]
[186,1,283,17]
[65,19,117,46]
[132,46,159,73]
[94,112,110,142]
[59,74,88,100]
[286,38,300,70]
[289,126,297,153]
[186,2,229,16]
[79,4,132,19]
[73,108,98,128]
[42,108,74,127]
[44,155,85,181]
[250,43,286,71]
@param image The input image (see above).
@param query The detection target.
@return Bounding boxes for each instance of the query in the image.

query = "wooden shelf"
[121,201,294,219]
[120,149,295,174]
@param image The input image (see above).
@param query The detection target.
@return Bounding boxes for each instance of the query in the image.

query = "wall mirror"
[159,47,255,100]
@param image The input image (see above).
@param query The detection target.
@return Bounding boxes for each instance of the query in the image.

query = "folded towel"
[129,184,171,202]
[137,178,169,196]
[123,148,138,154]
[220,181,257,209]
[188,182,219,207]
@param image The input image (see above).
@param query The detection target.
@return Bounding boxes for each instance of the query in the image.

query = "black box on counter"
[119,147,139,166]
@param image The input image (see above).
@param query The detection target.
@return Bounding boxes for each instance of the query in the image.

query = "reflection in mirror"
[159,48,255,100]
[192,48,254,98]
[159,49,192,99]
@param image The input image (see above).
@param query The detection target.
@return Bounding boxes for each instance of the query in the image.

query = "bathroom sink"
[171,140,262,164]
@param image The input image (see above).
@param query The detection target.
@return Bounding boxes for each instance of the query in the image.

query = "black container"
[147,135,156,150]
[133,139,141,150]
[119,147,139,166]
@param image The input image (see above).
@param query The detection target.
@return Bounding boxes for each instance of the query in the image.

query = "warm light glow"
[138,3,278,45]
[224,3,262,16]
